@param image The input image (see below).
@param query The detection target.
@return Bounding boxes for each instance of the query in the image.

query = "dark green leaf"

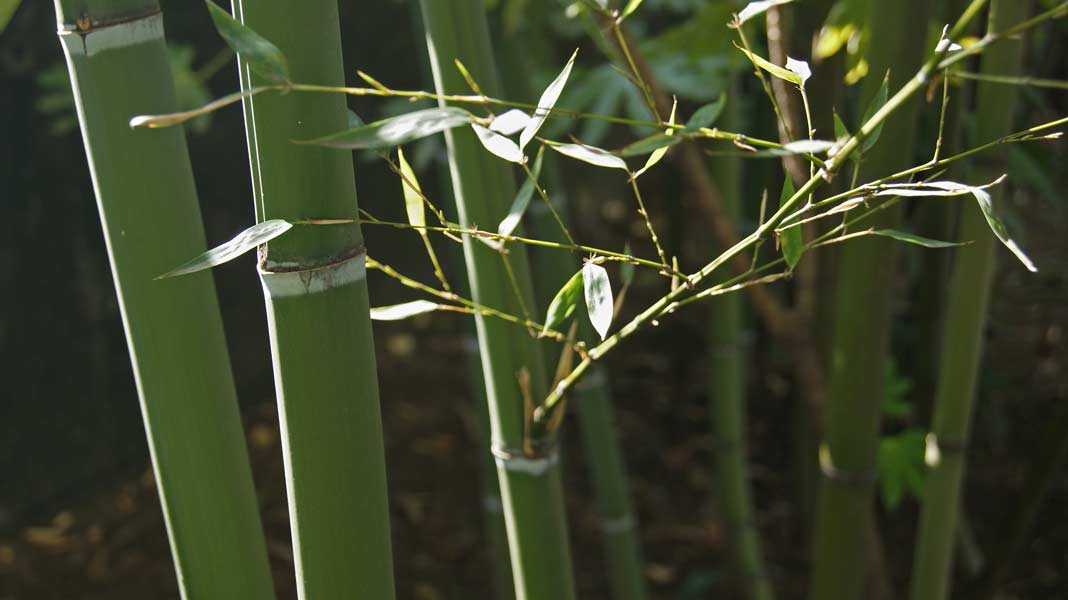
[683,94,726,132]
[620,134,680,157]
[158,219,292,279]
[298,107,474,150]
[543,269,584,334]
[859,71,889,154]
[869,229,967,248]
[205,2,288,84]
[878,429,926,510]
[0,0,21,34]
[498,147,544,236]
[582,262,613,340]
[833,109,850,139]
[620,244,635,287]
[778,176,803,268]
[970,180,1038,272]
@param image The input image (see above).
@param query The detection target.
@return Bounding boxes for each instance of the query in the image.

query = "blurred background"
[1,0,1065,598]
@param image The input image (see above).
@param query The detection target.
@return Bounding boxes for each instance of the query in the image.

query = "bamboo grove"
[54,0,1067,598]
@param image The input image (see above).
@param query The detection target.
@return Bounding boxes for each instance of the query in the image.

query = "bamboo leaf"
[204,2,288,83]
[860,71,889,154]
[550,142,629,171]
[473,124,525,163]
[970,181,1038,272]
[520,49,578,150]
[370,300,442,321]
[786,57,812,87]
[498,147,544,236]
[620,0,645,20]
[621,134,679,158]
[683,94,726,132]
[833,110,850,139]
[779,139,834,154]
[543,269,584,335]
[582,262,613,340]
[868,229,967,248]
[298,107,474,150]
[778,176,803,268]
[877,429,926,510]
[158,219,292,279]
[633,101,678,179]
[735,0,795,26]
[736,44,803,85]
[490,109,532,136]
[396,148,425,229]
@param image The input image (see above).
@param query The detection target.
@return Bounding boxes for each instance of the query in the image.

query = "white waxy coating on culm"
[260,252,367,299]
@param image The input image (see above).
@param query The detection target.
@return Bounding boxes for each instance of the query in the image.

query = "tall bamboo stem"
[708,79,774,600]
[232,1,394,597]
[419,1,576,598]
[808,1,931,598]
[54,1,274,597]
[909,2,1029,598]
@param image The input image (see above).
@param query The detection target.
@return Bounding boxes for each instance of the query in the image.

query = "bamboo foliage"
[808,0,932,598]
[419,1,577,598]
[230,1,395,597]
[909,2,1030,598]
[53,0,274,597]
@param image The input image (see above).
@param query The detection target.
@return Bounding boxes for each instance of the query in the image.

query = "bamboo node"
[491,446,560,476]
[818,444,877,487]
[259,245,368,298]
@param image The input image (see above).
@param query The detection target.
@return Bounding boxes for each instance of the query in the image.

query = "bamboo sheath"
[54,1,274,597]
[232,1,394,598]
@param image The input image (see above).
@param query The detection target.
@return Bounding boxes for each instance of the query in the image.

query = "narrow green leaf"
[778,176,803,268]
[498,147,544,236]
[205,2,288,84]
[454,58,484,96]
[868,229,967,248]
[878,429,926,510]
[833,109,850,140]
[298,107,474,150]
[472,124,525,163]
[520,50,578,150]
[683,94,726,132]
[860,71,889,154]
[736,0,795,26]
[370,300,442,321]
[0,0,21,34]
[158,219,292,279]
[970,181,1038,272]
[633,101,678,179]
[736,44,803,85]
[542,269,584,334]
[490,109,532,136]
[396,148,425,229]
[620,134,680,158]
[347,109,365,128]
[620,0,645,20]
[582,262,613,340]
[550,142,629,171]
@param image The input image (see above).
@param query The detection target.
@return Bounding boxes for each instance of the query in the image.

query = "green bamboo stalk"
[909,2,1029,598]
[419,2,576,598]
[808,1,931,599]
[492,15,647,596]
[708,80,774,600]
[231,1,394,598]
[53,1,274,597]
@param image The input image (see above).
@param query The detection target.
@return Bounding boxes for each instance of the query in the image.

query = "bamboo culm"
[54,0,274,597]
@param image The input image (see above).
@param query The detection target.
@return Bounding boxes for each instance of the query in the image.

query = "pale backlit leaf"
[158,219,292,279]
[300,107,474,150]
[520,50,578,150]
[736,0,795,26]
[489,109,532,136]
[582,262,613,340]
[472,124,525,163]
[550,142,629,171]
[370,300,442,321]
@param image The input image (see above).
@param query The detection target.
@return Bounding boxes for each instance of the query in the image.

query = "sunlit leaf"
[620,0,645,20]
[205,2,288,83]
[396,147,425,229]
[736,44,803,85]
[543,269,584,335]
[582,262,613,340]
[370,300,442,321]
[520,50,578,150]
[786,57,811,87]
[683,94,726,132]
[498,147,544,236]
[299,107,474,150]
[550,142,629,171]
[634,101,678,179]
[860,71,889,153]
[158,219,292,279]
[970,181,1038,272]
[490,109,532,136]
[778,176,803,268]
[735,0,795,26]
[472,124,525,163]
